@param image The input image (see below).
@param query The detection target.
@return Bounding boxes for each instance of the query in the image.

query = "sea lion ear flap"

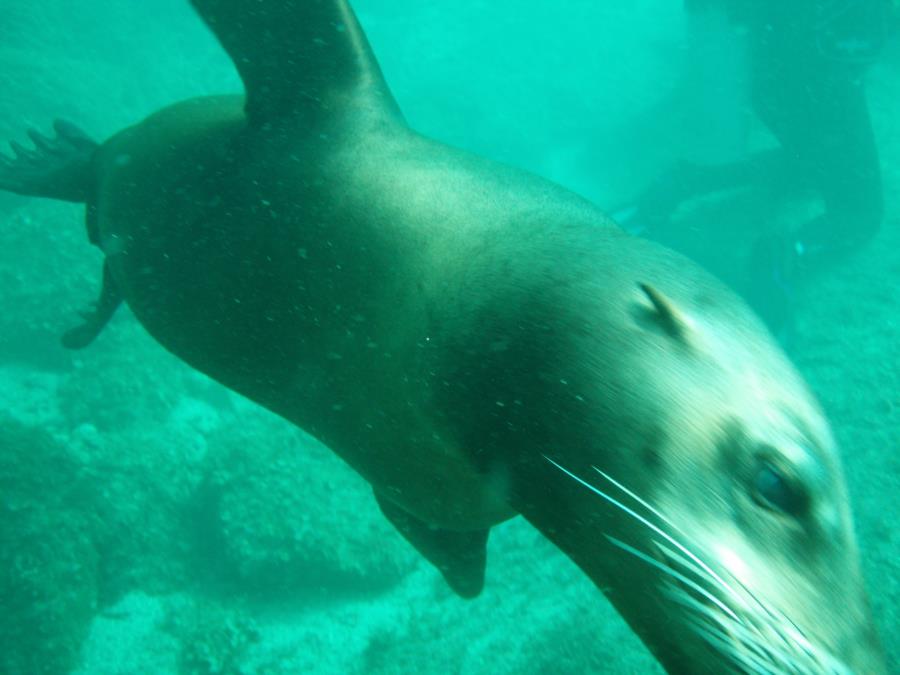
[638,282,691,344]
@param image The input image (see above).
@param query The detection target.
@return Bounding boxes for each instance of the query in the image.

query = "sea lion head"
[536,280,886,674]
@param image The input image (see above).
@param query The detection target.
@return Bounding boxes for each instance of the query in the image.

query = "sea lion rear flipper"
[374,491,489,599]
[0,119,97,203]
[189,0,399,124]
[61,261,122,350]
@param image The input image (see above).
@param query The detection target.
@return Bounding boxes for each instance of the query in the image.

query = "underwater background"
[0,1,897,673]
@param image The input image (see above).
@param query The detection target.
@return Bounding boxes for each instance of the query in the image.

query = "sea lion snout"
[597,367,881,672]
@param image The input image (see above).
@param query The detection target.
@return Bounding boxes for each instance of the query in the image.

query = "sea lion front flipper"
[374,491,490,599]
[61,261,122,350]
[0,119,97,203]
[189,0,399,125]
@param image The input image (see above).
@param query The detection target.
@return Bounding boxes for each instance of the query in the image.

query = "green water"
[0,2,897,673]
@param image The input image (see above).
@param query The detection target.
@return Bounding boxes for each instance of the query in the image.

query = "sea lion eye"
[751,460,809,517]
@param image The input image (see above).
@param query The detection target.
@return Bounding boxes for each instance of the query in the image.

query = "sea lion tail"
[0,119,97,203]
[189,0,400,124]
[0,120,116,347]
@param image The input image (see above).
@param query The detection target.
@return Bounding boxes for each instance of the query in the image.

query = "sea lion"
[0,1,887,672]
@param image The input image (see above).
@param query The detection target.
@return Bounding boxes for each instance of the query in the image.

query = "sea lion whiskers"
[545,457,752,624]
[651,528,852,672]
[663,585,803,674]
[655,538,855,675]
[546,457,855,674]
[665,578,855,675]
[544,456,745,610]
[590,466,758,612]
[605,534,741,624]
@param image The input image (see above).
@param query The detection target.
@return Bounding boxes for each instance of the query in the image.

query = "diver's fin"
[374,491,489,599]
[61,261,122,350]
[0,119,97,203]
[189,0,400,124]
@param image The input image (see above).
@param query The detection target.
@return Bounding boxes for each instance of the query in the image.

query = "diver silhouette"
[619,0,892,338]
